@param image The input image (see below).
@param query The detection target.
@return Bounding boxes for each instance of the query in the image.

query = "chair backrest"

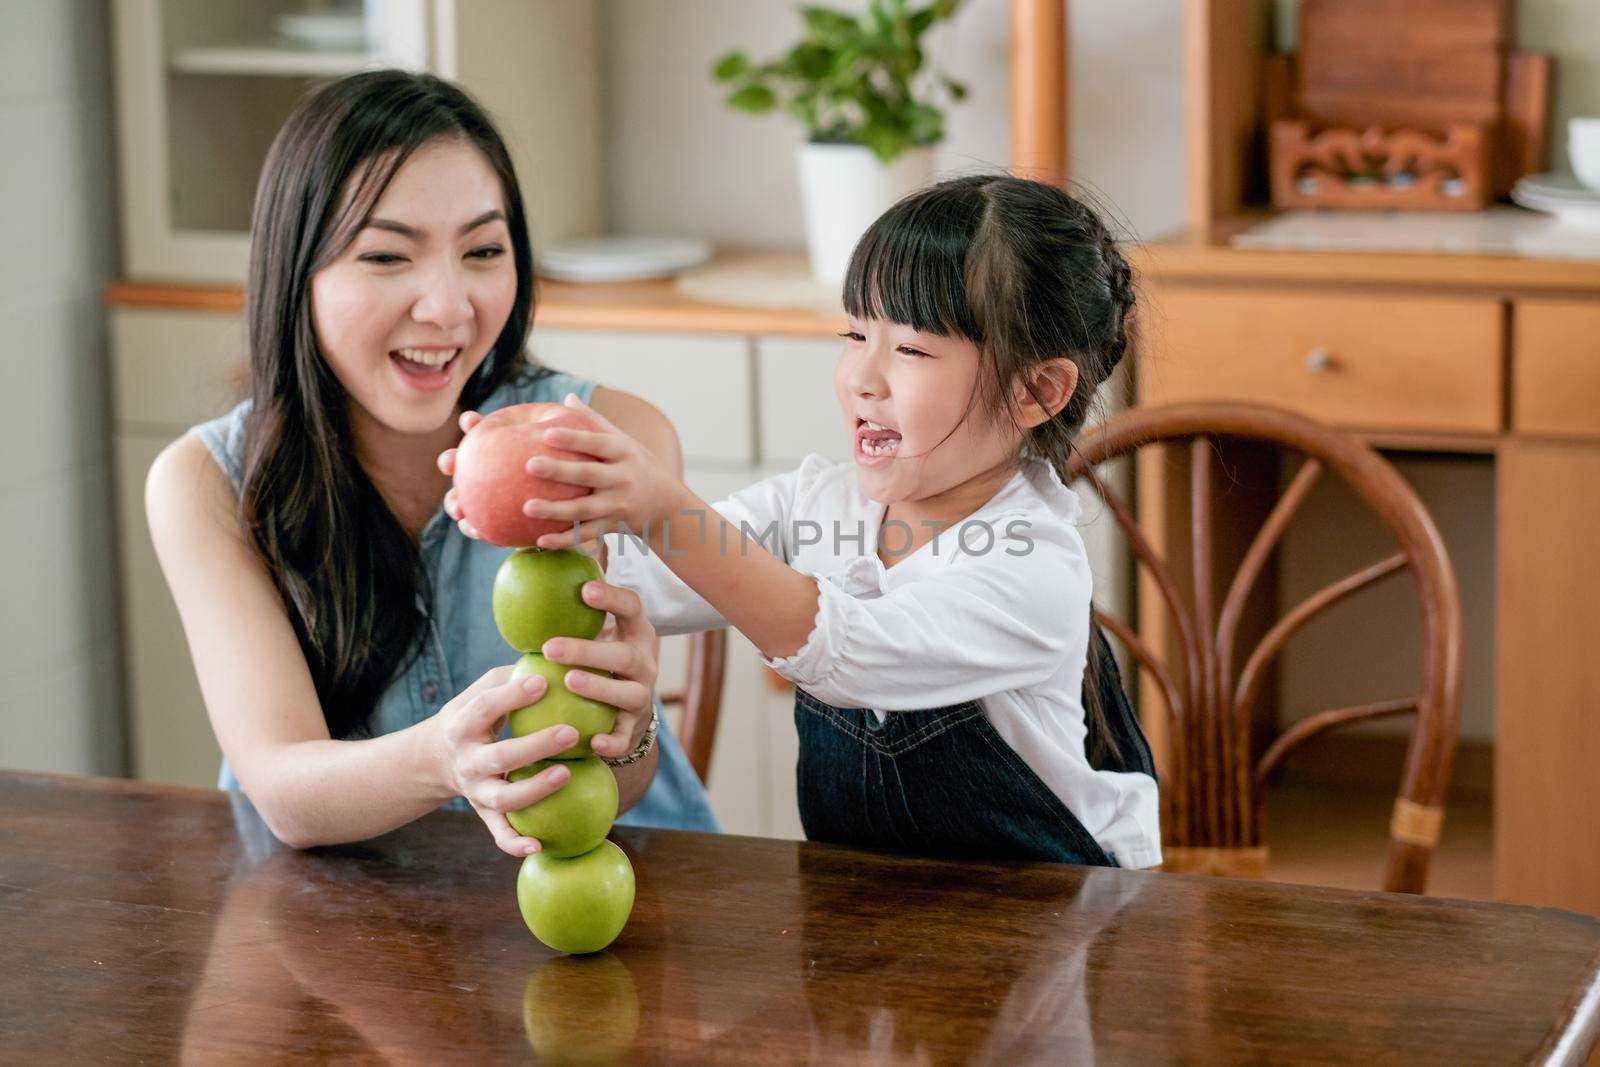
[658,630,727,785]
[1065,402,1464,893]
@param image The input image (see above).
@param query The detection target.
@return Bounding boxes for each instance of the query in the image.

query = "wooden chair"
[1065,402,1464,893]
[658,631,727,785]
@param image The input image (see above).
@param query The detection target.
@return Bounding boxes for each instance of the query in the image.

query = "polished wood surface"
[1071,404,1464,894]
[4,772,1598,1065]
[1513,300,1600,441]
[1496,443,1600,916]
[1141,288,1504,433]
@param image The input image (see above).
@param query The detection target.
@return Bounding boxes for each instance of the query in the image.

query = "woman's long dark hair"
[841,176,1138,765]
[241,70,536,738]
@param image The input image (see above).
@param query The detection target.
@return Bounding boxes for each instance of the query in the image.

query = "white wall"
[601,0,1187,246]
[0,1,123,775]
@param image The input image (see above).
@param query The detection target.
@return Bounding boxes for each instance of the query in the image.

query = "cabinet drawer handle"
[1305,346,1335,373]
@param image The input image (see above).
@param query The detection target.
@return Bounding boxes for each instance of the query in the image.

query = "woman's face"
[310,137,517,438]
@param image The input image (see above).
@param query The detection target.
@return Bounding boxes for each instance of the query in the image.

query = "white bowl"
[1572,117,1600,192]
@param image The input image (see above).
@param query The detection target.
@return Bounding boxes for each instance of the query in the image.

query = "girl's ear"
[1014,358,1080,429]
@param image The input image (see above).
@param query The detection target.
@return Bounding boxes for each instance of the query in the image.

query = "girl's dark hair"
[241,70,536,738]
[842,175,1138,763]
[842,174,1135,476]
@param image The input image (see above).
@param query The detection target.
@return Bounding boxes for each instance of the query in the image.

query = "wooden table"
[4,773,1598,1065]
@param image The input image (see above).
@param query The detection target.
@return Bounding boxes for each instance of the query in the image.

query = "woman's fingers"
[582,580,659,650]
[473,756,571,812]
[580,580,644,628]
[470,801,543,857]
[589,708,649,760]
[439,410,484,475]
[475,724,581,779]
[542,634,647,680]
[458,671,546,740]
[567,675,651,718]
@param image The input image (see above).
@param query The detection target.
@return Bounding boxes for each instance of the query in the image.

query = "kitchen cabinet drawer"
[756,336,851,465]
[111,309,245,430]
[1141,287,1504,433]
[1513,300,1600,440]
[531,330,754,466]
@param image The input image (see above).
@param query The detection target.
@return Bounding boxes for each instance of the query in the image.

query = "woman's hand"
[526,394,689,551]
[431,665,584,858]
[438,409,485,541]
[543,578,660,762]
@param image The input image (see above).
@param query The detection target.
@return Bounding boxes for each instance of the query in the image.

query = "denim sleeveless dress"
[794,624,1154,865]
[193,367,719,834]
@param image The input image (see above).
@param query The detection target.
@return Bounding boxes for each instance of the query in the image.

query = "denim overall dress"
[794,623,1154,865]
[193,367,719,834]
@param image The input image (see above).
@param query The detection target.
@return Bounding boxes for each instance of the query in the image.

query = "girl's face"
[834,316,1023,507]
[310,137,516,438]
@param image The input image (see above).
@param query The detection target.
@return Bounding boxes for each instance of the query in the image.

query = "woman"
[146,70,717,856]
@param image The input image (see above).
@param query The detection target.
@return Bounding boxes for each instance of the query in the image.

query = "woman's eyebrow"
[364,209,505,239]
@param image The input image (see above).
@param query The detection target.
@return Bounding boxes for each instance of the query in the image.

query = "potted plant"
[712,0,968,285]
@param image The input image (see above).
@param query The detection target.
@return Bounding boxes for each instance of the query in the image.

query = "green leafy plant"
[711,0,968,164]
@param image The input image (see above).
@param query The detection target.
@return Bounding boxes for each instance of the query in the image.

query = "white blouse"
[603,454,1162,869]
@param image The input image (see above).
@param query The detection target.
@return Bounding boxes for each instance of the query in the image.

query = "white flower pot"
[795,142,937,288]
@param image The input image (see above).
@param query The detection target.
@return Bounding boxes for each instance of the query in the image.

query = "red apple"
[453,402,599,547]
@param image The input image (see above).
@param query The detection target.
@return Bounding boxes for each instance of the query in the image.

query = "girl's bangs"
[841,200,982,342]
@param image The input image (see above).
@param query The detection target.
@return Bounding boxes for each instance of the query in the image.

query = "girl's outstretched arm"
[530,396,822,660]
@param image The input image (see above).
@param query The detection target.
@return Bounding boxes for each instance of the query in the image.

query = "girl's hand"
[544,579,660,760]
[527,394,688,550]
[431,665,583,858]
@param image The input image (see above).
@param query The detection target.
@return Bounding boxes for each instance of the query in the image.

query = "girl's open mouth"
[855,418,902,464]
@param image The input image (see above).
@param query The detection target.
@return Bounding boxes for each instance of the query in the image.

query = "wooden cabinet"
[1143,288,1504,433]
[1513,300,1600,441]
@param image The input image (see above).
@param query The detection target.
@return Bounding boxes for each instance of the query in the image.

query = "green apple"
[509,654,617,758]
[507,756,619,858]
[493,548,605,653]
[522,953,640,1065]
[517,839,636,955]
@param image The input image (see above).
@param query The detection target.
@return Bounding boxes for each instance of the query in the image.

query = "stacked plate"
[1511,173,1600,229]
[536,235,713,283]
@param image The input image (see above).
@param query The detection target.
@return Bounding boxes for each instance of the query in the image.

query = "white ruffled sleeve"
[763,516,1092,711]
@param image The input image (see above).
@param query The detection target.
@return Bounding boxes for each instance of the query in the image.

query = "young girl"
[449,176,1159,866]
[146,70,717,858]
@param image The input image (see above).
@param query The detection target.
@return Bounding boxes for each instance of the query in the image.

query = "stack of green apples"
[493,547,637,955]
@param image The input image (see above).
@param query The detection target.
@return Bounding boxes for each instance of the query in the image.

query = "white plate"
[1514,172,1600,205]
[538,235,713,283]
[276,12,367,51]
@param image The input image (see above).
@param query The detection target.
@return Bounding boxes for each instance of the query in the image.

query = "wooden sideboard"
[1132,224,1600,915]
